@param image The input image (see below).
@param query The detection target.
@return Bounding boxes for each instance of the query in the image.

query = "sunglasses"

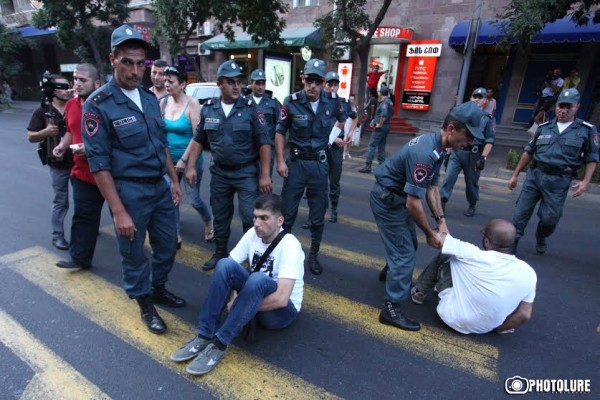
[305,77,324,86]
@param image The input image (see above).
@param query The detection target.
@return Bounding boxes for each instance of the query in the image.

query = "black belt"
[117,176,163,184]
[290,147,327,162]
[214,160,257,171]
[533,161,574,177]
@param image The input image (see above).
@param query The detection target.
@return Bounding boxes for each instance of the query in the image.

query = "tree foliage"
[315,0,393,107]
[31,0,130,79]
[498,0,600,47]
[0,22,30,80]
[151,0,289,79]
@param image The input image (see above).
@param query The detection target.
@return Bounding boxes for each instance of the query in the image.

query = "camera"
[505,376,529,394]
[40,70,70,105]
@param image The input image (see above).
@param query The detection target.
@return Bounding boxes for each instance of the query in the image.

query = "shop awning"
[200,25,321,51]
[18,25,57,37]
[449,17,600,46]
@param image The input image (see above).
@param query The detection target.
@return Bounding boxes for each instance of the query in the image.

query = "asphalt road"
[0,107,598,399]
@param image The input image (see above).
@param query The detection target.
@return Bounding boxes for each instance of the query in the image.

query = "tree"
[315,0,393,109]
[151,0,289,80]
[0,22,30,82]
[498,0,600,47]
[31,0,130,80]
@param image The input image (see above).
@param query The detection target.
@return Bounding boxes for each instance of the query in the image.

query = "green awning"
[200,25,321,51]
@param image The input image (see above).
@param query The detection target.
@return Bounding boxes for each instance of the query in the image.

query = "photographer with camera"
[27,73,73,250]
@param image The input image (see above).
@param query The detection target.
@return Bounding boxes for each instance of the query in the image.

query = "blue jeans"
[69,177,104,268]
[49,166,70,240]
[196,258,298,345]
[365,127,389,166]
[113,178,177,298]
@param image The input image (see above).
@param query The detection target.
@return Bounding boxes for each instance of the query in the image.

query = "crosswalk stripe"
[135,234,498,381]
[0,309,110,400]
[2,247,340,400]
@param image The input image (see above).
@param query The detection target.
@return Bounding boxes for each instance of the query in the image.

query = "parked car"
[186,82,220,105]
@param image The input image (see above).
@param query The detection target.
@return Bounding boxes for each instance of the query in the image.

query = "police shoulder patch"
[246,98,255,106]
[539,121,550,126]
[91,90,110,105]
[83,112,101,137]
[582,121,595,128]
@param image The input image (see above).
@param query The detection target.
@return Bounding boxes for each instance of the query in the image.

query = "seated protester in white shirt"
[171,193,305,375]
[411,219,537,335]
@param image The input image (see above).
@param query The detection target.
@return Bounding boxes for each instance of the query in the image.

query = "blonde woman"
[162,65,214,246]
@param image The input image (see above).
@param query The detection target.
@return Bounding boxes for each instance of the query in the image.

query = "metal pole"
[456,0,483,105]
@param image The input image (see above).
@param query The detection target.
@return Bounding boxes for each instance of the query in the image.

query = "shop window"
[293,0,319,7]
[0,0,15,14]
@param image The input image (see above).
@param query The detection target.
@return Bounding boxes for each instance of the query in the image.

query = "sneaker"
[410,287,426,305]
[464,204,476,217]
[379,300,421,331]
[186,343,227,375]
[170,335,212,362]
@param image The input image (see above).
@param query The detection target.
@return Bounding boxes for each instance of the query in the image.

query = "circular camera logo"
[505,376,530,395]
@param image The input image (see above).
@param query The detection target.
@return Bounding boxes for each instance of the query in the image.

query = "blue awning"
[449,17,600,46]
[18,25,57,38]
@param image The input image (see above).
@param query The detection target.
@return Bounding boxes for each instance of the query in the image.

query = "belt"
[290,146,327,162]
[533,161,574,177]
[116,176,163,184]
[214,160,257,171]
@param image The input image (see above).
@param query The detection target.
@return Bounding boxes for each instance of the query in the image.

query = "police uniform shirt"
[276,90,348,151]
[341,98,357,120]
[254,94,281,138]
[193,95,272,166]
[525,119,599,168]
[82,79,167,179]
[375,132,445,199]
[374,98,394,127]
[475,114,495,147]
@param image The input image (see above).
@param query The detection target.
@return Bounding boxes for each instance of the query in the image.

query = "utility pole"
[456,0,483,105]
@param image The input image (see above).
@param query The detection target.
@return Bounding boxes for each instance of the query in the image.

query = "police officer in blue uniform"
[185,61,272,271]
[441,87,495,217]
[249,68,281,176]
[508,89,599,254]
[358,86,394,173]
[370,101,487,331]
[275,59,347,275]
[324,71,357,223]
[82,24,185,334]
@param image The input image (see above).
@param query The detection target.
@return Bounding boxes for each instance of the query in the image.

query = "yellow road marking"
[0,309,110,400]
[1,247,339,400]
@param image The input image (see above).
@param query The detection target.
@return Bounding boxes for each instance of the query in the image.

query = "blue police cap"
[557,88,580,104]
[217,60,245,79]
[325,71,340,82]
[448,101,487,140]
[379,86,389,96]
[111,24,147,48]
[472,87,487,97]
[304,59,326,79]
[250,69,266,81]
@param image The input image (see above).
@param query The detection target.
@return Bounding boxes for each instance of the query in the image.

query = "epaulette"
[324,91,337,99]
[206,97,219,106]
[539,121,550,126]
[288,91,302,102]
[91,90,111,105]
[246,98,255,106]
[582,121,595,128]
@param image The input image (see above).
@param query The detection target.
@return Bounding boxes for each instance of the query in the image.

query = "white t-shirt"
[229,228,305,311]
[120,87,143,111]
[221,102,234,117]
[436,235,537,334]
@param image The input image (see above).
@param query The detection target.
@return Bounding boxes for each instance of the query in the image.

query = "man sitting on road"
[411,219,537,335]
[170,193,304,375]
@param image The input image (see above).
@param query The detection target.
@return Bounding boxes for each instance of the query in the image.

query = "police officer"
[371,101,487,331]
[441,87,495,217]
[275,59,347,275]
[508,88,599,254]
[82,24,185,334]
[358,86,394,173]
[324,71,357,223]
[249,68,281,176]
[185,61,272,271]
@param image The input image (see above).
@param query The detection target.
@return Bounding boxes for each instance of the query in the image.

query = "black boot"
[203,242,227,271]
[307,243,323,275]
[358,164,372,173]
[136,295,167,334]
[328,208,338,223]
[152,285,186,308]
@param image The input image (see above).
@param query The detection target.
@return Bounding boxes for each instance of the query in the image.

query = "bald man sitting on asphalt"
[410,219,537,335]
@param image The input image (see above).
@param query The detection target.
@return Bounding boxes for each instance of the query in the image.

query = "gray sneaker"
[410,286,427,305]
[170,336,211,362]
[186,343,227,375]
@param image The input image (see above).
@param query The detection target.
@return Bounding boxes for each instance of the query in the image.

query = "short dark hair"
[164,65,187,83]
[75,63,100,82]
[153,59,168,68]
[442,114,468,134]
[254,193,283,216]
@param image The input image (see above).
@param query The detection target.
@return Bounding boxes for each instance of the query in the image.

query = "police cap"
[557,88,580,104]
[111,24,147,48]
[250,69,266,81]
[325,71,340,82]
[217,60,245,79]
[448,101,487,140]
[304,59,326,79]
